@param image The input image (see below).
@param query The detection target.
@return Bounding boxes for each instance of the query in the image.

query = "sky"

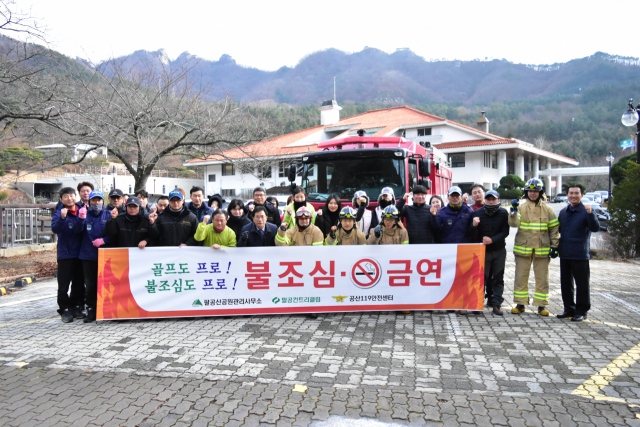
[13,0,640,71]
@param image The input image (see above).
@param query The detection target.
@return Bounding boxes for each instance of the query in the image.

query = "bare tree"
[533,135,546,150]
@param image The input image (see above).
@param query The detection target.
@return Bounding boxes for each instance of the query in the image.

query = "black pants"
[82,260,99,311]
[485,248,506,306]
[57,258,85,314]
[560,258,591,315]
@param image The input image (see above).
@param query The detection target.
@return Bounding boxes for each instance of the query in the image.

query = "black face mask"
[379,199,393,209]
[293,200,306,212]
[298,223,310,231]
[484,203,500,216]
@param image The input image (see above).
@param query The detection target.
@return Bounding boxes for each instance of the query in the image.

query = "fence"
[0,204,57,248]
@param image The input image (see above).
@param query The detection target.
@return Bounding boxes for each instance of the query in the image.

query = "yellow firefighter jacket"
[508,198,560,257]
[325,228,367,246]
[275,224,324,246]
[366,222,409,245]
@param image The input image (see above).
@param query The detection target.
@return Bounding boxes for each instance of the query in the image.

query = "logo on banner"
[192,299,203,307]
[351,258,381,289]
[272,297,280,304]
[332,296,348,302]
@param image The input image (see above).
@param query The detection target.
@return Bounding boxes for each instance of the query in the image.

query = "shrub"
[608,160,640,258]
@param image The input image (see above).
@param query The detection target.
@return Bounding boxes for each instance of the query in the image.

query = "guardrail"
[0,204,57,248]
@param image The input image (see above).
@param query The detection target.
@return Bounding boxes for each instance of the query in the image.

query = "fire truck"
[286,131,453,209]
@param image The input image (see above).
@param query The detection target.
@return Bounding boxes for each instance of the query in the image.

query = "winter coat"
[106,203,126,216]
[208,194,225,211]
[395,198,436,244]
[314,206,341,237]
[275,224,324,246]
[508,199,560,258]
[246,201,282,227]
[558,203,600,260]
[105,212,154,248]
[433,204,474,244]
[325,227,367,246]
[51,206,84,260]
[149,208,200,247]
[194,223,237,248]
[467,206,510,252]
[237,222,278,247]
[227,213,252,241]
[367,222,409,245]
[78,209,112,261]
[282,202,317,229]
[353,194,372,237]
[186,201,214,223]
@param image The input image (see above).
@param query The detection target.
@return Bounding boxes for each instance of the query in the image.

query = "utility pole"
[334,77,336,103]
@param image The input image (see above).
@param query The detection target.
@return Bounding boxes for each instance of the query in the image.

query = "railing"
[0,204,57,248]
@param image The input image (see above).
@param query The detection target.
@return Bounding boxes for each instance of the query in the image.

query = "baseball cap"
[448,186,462,196]
[485,190,500,199]
[126,196,141,207]
[88,191,104,200]
[108,189,124,198]
[168,190,184,200]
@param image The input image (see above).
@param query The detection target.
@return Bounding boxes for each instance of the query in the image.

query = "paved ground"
[2,254,640,426]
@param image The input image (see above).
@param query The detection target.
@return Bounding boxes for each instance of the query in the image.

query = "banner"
[97,244,485,320]
[621,138,636,150]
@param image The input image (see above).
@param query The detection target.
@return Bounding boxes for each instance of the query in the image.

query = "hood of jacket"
[352,194,370,208]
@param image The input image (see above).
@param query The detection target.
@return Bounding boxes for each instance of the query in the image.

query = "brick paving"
[2,254,640,426]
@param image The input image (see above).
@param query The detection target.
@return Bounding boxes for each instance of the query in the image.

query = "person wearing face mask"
[194,209,237,249]
[148,190,199,247]
[276,206,324,247]
[238,206,277,247]
[314,194,342,238]
[468,190,510,315]
[369,187,395,233]
[352,190,372,238]
[325,207,366,246]
[105,196,155,249]
[225,199,251,241]
[396,185,436,244]
[282,187,317,229]
[77,191,113,323]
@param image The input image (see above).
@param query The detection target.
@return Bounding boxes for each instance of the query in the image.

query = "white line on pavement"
[597,293,640,315]
[0,294,56,308]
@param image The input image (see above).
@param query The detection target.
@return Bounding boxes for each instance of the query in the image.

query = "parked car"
[586,192,602,204]
[580,198,609,231]
[552,194,568,203]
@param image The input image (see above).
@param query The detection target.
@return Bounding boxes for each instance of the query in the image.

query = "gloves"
[549,248,558,259]
[78,206,87,219]
[92,238,105,248]
[240,231,249,242]
[510,199,519,213]
[329,228,336,239]
[279,225,288,232]
[374,225,382,238]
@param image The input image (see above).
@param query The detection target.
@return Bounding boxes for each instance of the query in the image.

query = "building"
[185,104,577,198]
[33,144,109,162]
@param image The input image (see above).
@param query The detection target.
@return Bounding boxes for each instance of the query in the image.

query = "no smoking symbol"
[351,258,382,288]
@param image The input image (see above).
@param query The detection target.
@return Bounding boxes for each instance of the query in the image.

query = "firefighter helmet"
[525,178,544,192]
[382,205,400,220]
[339,206,357,220]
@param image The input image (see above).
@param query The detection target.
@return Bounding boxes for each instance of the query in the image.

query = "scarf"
[325,207,340,228]
[484,204,500,216]
[449,202,463,211]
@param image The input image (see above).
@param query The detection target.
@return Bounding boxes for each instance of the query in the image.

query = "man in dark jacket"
[432,186,474,244]
[187,186,213,222]
[149,190,199,247]
[135,189,152,215]
[238,206,277,247]
[77,191,112,323]
[106,189,126,215]
[396,185,435,244]
[556,185,600,322]
[105,196,154,249]
[246,187,282,227]
[51,187,86,323]
[468,190,510,315]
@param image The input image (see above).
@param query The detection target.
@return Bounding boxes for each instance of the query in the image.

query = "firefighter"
[276,206,324,246]
[367,205,409,245]
[509,178,559,316]
[325,207,367,245]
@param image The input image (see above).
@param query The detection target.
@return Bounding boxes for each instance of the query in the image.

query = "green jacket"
[282,202,317,228]
[194,223,237,248]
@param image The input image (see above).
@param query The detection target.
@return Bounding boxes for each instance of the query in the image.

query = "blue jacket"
[186,201,214,223]
[78,209,112,261]
[432,204,474,244]
[51,207,85,260]
[237,222,277,247]
[558,203,600,260]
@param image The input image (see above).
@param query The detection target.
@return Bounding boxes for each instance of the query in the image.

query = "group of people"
[53,178,598,324]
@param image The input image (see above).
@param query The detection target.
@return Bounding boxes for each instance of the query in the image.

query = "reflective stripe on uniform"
[312,241,323,246]
[534,292,549,300]
[401,240,409,244]
[534,247,550,255]
[519,222,550,230]
[513,245,533,255]
[513,291,529,297]
[548,218,559,227]
[275,234,290,245]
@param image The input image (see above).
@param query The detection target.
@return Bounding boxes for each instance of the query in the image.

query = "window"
[208,174,216,182]
[128,185,132,193]
[257,165,272,180]
[451,153,465,168]
[162,185,166,193]
[222,164,235,176]
[408,160,418,187]
[278,161,288,178]
[417,128,432,136]
[507,160,515,175]
[484,152,491,168]
[221,189,236,197]
[491,153,498,169]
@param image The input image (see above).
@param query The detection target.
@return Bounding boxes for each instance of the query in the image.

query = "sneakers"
[60,310,73,323]
[538,307,550,316]
[83,308,96,323]
[511,305,525,314]
[71,306,86,319]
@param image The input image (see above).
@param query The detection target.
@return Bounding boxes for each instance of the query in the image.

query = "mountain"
[102,48,640,105]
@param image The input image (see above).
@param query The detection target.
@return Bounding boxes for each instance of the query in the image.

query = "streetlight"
[621,98,640,164]
[606,151,614,202]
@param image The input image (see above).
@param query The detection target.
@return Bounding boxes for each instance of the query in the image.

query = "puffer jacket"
[325,227,367,245]
[275,224,324,246]
[282,202,317,228]
[149,208,200,246]
[51,206,85,260]
[246,201,282,227]
[78,208,112,260]
[395,198,435,244]
[508,198,559,257]
[105,212,154,248]
[353,194,372,237]
[194,223,237,247]
[366,222,409,245]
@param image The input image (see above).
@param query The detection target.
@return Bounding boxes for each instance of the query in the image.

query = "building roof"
[186,106,575,165]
